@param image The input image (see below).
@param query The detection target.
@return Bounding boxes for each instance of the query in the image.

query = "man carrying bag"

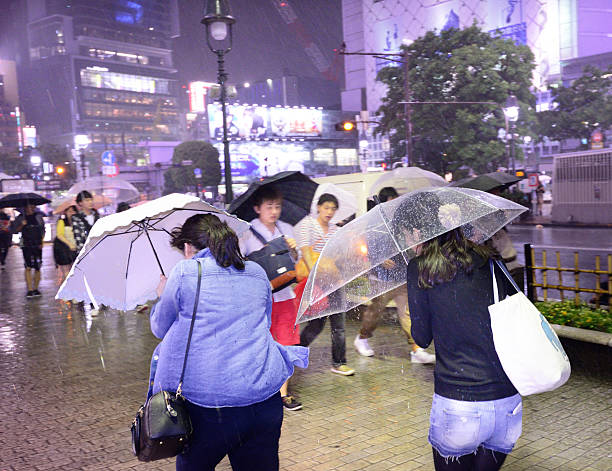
[239,186,302,411]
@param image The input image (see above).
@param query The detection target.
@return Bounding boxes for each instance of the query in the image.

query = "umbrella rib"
[75,227,142,263]
[135,222,165,276]
[376,203,409,264]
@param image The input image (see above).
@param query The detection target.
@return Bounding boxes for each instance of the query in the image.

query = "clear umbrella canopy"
[67,176,140,204]
[308,182,358,225]
[368,166,447,197]
[296,187,527,323]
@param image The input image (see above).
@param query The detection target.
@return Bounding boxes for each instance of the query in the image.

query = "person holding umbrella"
[72,191,100,253]
[12,204,46,297]
[239,186,303,411]
[53,205,78,283]
[397,192,522,470]
[0,209,11,270]
[296,193,355,377]
[354,187,435,364]
[151,213,308,470]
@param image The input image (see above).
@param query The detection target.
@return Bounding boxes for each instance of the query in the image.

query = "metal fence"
[524,243,612,312]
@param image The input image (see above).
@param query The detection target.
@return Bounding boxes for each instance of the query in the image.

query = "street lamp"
[503,95,519,174]
[202,0,235,205]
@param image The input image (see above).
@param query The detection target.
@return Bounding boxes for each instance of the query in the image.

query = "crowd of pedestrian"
[2,177,533,471]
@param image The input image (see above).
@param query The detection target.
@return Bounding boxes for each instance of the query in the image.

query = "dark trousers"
[0,233,10,265]
[176,393,283,471]
[299,312,347,366]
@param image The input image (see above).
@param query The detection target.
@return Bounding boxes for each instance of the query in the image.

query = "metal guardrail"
[524,243,612,312]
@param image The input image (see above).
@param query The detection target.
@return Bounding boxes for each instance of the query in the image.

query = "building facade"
[341,0,612,167]
[21,0,181,165]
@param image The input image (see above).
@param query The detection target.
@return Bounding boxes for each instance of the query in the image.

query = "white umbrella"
[368,166,447,197]
[296,187,527,323]
[66,176,140,203]
[56,193,250,311]
[309,182,358,225]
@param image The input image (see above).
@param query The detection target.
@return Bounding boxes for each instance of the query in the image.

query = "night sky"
[173,0,343,87]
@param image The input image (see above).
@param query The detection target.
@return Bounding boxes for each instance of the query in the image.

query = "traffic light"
[335,120,356,132]
[56,166,65,176]
[515,170,525,177]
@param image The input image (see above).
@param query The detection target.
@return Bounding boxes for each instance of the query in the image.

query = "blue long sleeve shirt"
[150,248,309,408]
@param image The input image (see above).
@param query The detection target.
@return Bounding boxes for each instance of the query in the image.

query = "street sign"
[102,164,119,177]
[527,173,539,188]
[101,150,116,165]
[193,168,202,179]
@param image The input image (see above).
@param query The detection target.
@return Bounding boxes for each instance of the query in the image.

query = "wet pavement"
[1,245,611,471]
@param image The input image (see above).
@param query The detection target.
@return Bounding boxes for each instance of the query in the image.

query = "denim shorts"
[429,393,522,458]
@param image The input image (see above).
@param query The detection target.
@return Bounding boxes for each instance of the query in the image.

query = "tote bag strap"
[176,260,203,397]
[490,258,521,304]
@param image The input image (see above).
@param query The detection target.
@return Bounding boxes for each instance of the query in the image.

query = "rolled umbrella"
[0,192,51,208]
[296,187,527,323]
[56,193,250,311]
[229,171,318,225]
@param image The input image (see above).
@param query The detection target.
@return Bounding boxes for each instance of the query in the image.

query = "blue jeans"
[176,392,283,471]
[429,393,522,458]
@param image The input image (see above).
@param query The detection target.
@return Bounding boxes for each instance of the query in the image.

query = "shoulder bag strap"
[176,260,203,397]
[249,227,268,246]
[491,259,520,303]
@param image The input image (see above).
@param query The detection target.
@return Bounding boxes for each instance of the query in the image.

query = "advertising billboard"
[189,81,214,113]
[208,103,269,139]
[207,104,323,139]
[269,108,322,137]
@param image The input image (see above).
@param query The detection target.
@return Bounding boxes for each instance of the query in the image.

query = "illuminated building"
[20,0,180,163]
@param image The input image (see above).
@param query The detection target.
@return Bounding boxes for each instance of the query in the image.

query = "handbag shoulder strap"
[176,260,203,397]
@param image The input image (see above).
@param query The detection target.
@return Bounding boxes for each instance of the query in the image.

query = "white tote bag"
[488,260,571,396]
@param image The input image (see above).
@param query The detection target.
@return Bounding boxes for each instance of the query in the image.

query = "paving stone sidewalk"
[0,246,610,470]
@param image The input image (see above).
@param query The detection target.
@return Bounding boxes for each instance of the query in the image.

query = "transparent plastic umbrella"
[368,166,447,197]
[296,187,527,323]
[66,176,140,203]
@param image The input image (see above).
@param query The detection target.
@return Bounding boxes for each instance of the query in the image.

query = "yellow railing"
[524,244,612,312]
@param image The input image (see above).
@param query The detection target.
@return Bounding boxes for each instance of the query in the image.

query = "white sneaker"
[410,348,436,364]
[354,335,374,357]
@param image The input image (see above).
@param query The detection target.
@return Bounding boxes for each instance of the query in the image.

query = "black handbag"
[131,261,203,462]
[246,227,296,292]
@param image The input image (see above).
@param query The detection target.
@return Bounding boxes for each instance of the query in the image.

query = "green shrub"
[535,300,612,333]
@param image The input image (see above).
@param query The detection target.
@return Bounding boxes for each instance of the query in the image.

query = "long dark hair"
[415,228,495,288]
[170,214,245,270]
[62,205,78,226]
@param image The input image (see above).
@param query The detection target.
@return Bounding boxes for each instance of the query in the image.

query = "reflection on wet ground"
[0,245,610,470]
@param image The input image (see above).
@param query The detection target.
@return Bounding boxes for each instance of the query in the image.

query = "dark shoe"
[32,289,42,297]
[26,291,35,298]
[282,395,303,411]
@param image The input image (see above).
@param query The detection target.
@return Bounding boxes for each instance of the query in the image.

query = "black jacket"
[407,251,518,401]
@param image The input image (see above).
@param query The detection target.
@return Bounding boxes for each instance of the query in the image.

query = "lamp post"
[503,95,519,174]
[202,0,235,205]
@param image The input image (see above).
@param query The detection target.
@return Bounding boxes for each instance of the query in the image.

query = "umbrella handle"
[143,226,166,277]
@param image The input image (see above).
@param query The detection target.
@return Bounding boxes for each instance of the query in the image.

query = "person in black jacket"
[398,193,522,470]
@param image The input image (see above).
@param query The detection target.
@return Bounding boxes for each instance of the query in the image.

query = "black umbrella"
[451,172,523,192]
[229,171,318,225]
[0,192,51,208]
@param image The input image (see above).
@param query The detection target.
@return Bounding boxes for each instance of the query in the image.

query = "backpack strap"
[249,227,269,246]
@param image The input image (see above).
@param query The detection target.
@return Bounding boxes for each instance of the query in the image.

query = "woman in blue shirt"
[150,214,309,470]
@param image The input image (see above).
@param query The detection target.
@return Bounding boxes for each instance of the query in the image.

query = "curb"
[552,324,612,347]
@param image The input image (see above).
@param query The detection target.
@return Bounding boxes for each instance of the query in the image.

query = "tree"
[163,141,221,195]
[375,24,536,173]
[38,143,77,182]
[536,65,612,149]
